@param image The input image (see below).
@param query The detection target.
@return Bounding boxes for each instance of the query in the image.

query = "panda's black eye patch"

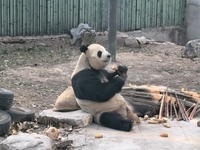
[97,51,102,58]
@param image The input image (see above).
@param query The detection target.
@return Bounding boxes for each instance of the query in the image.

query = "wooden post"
[108,0,117,61]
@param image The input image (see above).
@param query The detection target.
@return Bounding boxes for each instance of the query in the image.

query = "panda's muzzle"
[103,54,111,62]
[107,54,111,59]
[104,54,111,62]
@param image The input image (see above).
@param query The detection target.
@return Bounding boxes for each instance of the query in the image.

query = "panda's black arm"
[102,65,128,81]
[72,70,125,102]
[102,70,118,81]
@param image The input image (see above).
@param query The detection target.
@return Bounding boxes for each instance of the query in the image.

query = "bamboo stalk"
[122,86,198,105]
[189,103,198,120]
[159,93,165,119]
[178,109,182,120]
[171,115,176,121]
[172,102,179,120]
[170,95,173,118]
[164,92,169,118]
[180,100,188,120]
[186,103,195,116]
[175,94,189,121]
[122,86,199,121]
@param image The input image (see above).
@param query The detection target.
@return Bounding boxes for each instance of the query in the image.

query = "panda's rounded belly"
[76,94,126,115]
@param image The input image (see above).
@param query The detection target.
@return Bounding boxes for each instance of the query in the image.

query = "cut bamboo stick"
[172,102,179,120]
[170,95,173,118]
[159,93,165,119]
[175,94,189,122]
[189,103,198,120]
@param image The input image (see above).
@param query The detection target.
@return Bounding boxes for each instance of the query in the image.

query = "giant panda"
[71,44,140,132]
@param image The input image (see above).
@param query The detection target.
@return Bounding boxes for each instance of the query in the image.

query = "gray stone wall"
[185,0,200,43]
[121,26,185,46]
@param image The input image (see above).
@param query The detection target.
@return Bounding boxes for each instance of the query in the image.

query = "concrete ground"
[68,117,200,150]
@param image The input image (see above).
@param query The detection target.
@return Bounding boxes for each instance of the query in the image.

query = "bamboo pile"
[122,85,200,121]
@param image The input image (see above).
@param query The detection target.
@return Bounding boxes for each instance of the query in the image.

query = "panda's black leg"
[99,112,133,132]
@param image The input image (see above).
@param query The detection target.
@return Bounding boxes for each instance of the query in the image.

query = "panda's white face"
[86,44,111,70]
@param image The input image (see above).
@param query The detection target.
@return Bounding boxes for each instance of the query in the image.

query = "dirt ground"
[0,34,200,117]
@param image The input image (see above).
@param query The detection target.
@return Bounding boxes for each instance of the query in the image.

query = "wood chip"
[157,117,168,123]
[160,133,168,137]
[95,134,103,138]
[45,127,59,140]
[148,120,158,124]
[12,129,18,135]
[112,66,118,71]
[159,93,165,119]
[163,123,170,128]
[143,115,149,120]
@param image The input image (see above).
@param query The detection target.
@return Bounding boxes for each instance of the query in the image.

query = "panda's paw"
[100,112,133,132]
[117,65,128,73]
[121,120,133,132]
[117,65,128,79]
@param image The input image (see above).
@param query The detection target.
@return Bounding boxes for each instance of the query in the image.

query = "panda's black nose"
[107,54,111,58]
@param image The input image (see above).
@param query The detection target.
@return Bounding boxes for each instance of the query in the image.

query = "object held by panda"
[112,65,128,80]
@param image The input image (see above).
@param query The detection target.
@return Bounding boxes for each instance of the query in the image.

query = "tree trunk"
[108,0,117,61]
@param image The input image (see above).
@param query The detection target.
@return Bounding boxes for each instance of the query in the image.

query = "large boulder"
[123,36,148,48]
[0,133,53,150]
[123,36,140,48]
[182,39,200,59]
[70,23,96,46]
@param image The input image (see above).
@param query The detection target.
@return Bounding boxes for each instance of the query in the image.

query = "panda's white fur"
[71,44,111,77]
[71,44,139,131]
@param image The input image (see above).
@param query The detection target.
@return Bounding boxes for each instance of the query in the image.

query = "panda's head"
[80,44,111,70]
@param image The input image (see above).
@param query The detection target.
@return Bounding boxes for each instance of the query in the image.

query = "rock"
[81,31,96,46]
[123,36,140,48]
[197,120,200,127]
[116,31,129,46]
[45,127,59,140]
[38,109,92,127]
[117,31,129,39]
[0,133,53,150]
[70,23,96,46]
[68,134,87,148]
[135,36,148,45]
[182,39,200,59]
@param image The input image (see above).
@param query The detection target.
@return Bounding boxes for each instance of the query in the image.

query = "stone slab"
[38,109,92,127]
[68,117,200,150]
[0,133,52,150]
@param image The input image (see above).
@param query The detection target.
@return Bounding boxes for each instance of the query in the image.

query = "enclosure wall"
[0,0,186,36]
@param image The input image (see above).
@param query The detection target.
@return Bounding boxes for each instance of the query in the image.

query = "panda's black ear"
[80,45,88,53]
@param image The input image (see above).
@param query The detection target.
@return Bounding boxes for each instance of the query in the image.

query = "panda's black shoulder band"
[80,45,88,53]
